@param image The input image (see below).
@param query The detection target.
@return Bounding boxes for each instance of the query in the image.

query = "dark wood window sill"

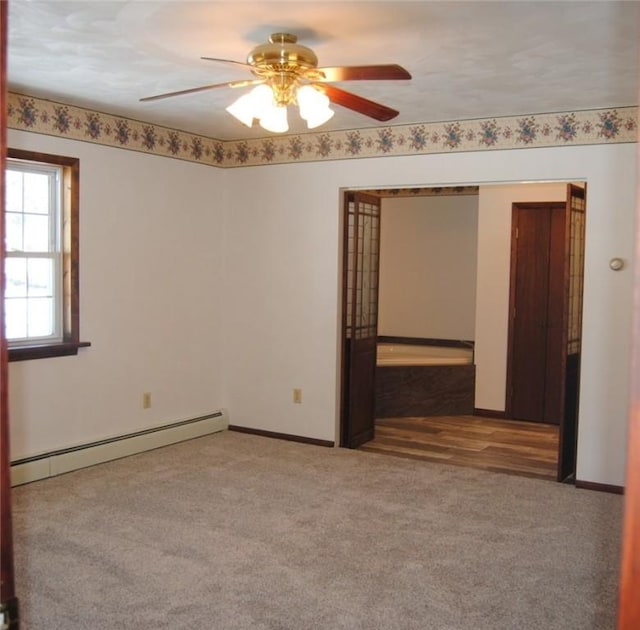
[8,341,91,362]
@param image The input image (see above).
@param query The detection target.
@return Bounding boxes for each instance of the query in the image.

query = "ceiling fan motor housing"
[247,33,319,70]
[247,33,319,106]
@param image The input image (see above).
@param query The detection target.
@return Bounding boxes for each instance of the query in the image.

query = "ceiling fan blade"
[200,57,256,72]
[140,79,264,102]
[315,64,411,82]
[319,84,400,121]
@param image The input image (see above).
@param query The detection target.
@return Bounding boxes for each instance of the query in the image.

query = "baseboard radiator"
[10,410,229,487]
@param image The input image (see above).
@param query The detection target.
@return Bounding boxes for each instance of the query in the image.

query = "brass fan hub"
[247,33,319,71]
[247,33,318,106]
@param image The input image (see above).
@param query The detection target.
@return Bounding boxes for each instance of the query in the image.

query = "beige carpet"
[12,430,621,629]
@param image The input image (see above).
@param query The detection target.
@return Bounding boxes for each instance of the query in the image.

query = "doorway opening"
[339,182,586,483]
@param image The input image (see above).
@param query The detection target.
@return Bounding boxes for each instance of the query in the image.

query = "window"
[4,149,89,360]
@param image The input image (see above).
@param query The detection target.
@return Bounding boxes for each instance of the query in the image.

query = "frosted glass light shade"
[297,85,334,129]
[251,85,275,110]
[226,84,333,133]
[259,105,289,133]
[304,104,334,129]
[225,92,257,127]
[226,85,276,128]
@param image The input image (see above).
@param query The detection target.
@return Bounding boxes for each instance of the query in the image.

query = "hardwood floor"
[359,415,559,481]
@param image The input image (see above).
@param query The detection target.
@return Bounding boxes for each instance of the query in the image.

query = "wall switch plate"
[143,392,151,409]
[293,388,302,404]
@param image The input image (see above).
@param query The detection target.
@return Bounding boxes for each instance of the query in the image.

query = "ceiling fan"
[140,32,411,133]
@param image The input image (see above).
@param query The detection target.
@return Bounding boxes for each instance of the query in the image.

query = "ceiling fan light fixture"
[259,104,289,133]
[250,84,276,109]
[227,83,291,133]
[226,84,275,127]
[143,32,411,132]
[225,91,257,127]
[297,85,335,129]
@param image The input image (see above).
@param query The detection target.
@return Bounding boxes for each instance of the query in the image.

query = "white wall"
[7,130,227,459]
[474,182,568,411]
[6,132,636,487]
[223,145,636,487]
[378,195,478,340]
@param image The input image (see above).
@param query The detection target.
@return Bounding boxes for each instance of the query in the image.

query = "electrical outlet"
[293,388,302,404]
[143,392,151,409]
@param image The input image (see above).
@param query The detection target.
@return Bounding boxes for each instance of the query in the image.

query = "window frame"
[6,159,63,345]
[6,149,90,361]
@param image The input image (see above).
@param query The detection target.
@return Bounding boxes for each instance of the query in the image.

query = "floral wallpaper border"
[8,92,637,169]
[370,186,479,197]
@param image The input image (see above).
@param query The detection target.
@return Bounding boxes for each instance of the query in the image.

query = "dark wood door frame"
[505,192,586,483]
[1,0,20,626]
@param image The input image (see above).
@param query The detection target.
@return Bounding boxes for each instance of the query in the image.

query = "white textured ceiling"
[7,1,640,141]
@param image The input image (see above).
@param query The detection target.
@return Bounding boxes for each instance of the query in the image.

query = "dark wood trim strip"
[474,408,507,419]
[9,340,91,362]
[228,425,334,448]
[575,479,624,495]
[0,1,19,623]
[7,148,75,167]
[378,336,474,349]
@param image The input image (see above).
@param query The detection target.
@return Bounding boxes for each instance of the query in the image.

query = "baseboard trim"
[474,408,507,419]
[11,411,228,487]
[575,479,625,495]
[228,425,334,448]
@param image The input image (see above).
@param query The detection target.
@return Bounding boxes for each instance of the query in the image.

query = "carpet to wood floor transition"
[360,415,559,480]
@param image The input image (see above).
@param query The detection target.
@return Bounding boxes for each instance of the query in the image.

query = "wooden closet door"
[507,202,567,424]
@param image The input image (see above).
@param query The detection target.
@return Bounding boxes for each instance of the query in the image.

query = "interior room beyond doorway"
[341,181,586,483]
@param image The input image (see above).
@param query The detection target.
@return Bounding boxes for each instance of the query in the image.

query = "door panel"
[509,204,552,421]
[341,192,381,448]
[558,184,586,482]
[507,202,566,424]
[544,205,569,423]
